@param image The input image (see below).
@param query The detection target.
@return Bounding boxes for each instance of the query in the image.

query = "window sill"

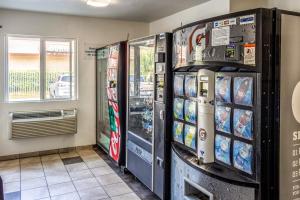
[4,98,79,104]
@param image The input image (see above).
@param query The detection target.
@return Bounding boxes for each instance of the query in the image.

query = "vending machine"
[170,8,274,200]
[96,42,127,166]
[126,33,172,199]
[276,9,300,200]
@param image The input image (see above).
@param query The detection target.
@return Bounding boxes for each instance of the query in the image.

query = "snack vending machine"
[96,42,127,166]
[170,8,274,200]
[126,33,172,199]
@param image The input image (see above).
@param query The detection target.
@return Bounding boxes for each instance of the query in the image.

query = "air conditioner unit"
[9,109,77,139]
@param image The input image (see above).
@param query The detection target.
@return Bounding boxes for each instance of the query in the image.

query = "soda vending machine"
[96,42,127,166]
[126,33,172,199]
[170,8,274,200]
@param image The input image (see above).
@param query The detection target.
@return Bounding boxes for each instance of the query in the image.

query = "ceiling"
[0,0,209,22]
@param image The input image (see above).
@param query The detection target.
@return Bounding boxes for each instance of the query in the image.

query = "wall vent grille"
[9,109,77,139]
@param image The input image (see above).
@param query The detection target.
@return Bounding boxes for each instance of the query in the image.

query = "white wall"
[0,9,149,156]
[230,0,270,12]
[149,0,230,34]
[272,0,300,12]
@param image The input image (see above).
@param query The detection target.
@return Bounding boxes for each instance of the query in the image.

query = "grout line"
[59,152,81,200]
[19,158,21,200]
[39,155,51,199]
[84,149,111,199]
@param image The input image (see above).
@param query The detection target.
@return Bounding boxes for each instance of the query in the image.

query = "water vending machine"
[170,8,273,200]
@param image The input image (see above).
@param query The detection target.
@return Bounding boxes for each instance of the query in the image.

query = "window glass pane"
[45,41,72,99]
[8,37,41,101]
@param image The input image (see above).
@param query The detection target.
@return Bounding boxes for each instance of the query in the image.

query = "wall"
[0,9,149,156]
[230,0,270,12]
[230,0,300,12]
[149,0,230,34]
[272,0,300,12]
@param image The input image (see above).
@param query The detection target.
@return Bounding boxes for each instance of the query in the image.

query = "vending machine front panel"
[96,48,111,153]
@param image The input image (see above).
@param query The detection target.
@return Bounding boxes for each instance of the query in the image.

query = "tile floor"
[0,148,159,200]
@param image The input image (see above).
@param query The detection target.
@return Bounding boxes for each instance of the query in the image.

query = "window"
[6,35,77,102]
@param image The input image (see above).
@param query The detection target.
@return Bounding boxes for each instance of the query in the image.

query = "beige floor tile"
[4,181,20,193]
[43,160,66,175]
[48,182,76,197]
[111,193,141,200]
[65,162,88,173]
[0,165,20,176]
[21,168,44,180]
[51,192,80,200]
[1,172,20,183]
[45,172,71,185]
[81,153,101,160]
[20,157,41,165]
[77,150,98,157]
[91,166,114,177]
[103,182,132,197]
[21,177,47,190]
[59,151,79,159]
[85,159,108,169]
[21,186,50,200]
[42,159,64,168]
[41,154,61,162]
[69,169,94,181]
[0,159,19,168]
[21,162,43,170]
[73,177,100,191]
[78,187,108,200]
[96,173,123,186]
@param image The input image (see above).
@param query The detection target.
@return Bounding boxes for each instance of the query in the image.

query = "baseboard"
[0,144,95,161]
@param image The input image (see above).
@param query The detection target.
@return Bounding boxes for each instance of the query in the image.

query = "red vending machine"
[96,42,127,166]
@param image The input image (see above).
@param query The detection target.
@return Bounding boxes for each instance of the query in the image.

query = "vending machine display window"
[215,76,231,103]
[215,134,231,165]
[185,75,197,97]
[233,109,253,140]
[233,77,253,106]
[128,38,155,142]
[184,124,197,150]
[173,121,184,144]
[184,100,197,124]
[174,75,185,96]
[174,98,184,120]
[233,140,253,175]
[215,106,232,134]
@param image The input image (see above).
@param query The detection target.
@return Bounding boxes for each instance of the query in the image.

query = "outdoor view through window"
[7,36,76,101]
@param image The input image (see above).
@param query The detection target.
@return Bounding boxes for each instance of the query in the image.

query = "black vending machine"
[96,42,127,166]
[170,9,274,200]
[126,33,172,199]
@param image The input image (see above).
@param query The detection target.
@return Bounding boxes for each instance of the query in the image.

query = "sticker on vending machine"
[244,44,256,65]
[108,101,121,162]
[212,26,230,47]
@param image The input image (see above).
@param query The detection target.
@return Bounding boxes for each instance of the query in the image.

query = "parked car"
[49,74,73,98]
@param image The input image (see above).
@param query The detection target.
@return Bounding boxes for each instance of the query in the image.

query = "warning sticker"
[213,18,237,28]
[212,26,230,47]
[244,44,256,65]
[240,15,255,25]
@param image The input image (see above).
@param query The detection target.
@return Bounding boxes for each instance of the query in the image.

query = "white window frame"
[4,34,78,102]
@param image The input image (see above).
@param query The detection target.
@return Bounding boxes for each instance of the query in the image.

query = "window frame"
[4,34,78,103]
